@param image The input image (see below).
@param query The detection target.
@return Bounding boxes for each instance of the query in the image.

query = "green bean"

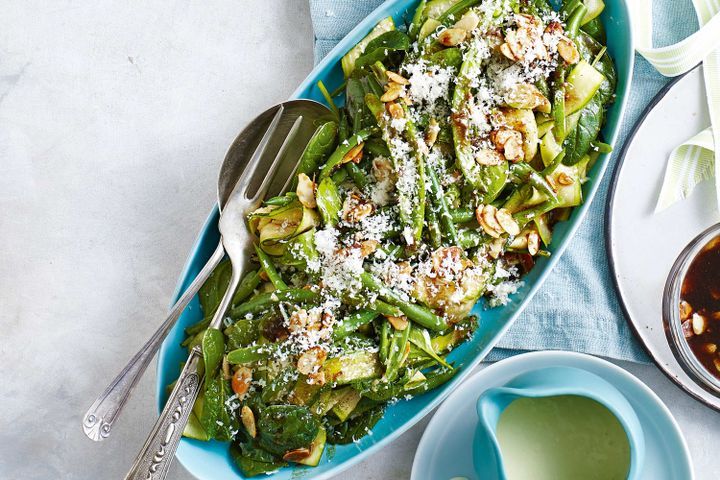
[566,5,589,38]
[379,319,391,363]
[333,309,379,339]
[317,80,339,119]
[319,127,376,179]
[367,299,403,318]
[509,163,559,203]
[316,176,342,226]
[405,367,457,395]
[384,322,411,382]
[426,164,459,246]
[331,167,348,184]
[293,121,339,188]
[425,202,442,249]
[360,272,448,331]
[408,0,428,40]
[458,229,485,249]
[254,244,287,290]
[450,207,474,223]
[230,288,319,318]
[540,150,567,177]
[344,162,370,190]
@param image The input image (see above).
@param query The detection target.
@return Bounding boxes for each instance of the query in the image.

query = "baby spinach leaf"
[202,327,225,378]
[224,318,260,350]
[199,260,232,315]
[201,373,238,442]
[562,95,603,165]
[354,30,410,71]
[257,405,320,456]
[581,17,606,44]
[230,442,287,477]
[327,405,385,444]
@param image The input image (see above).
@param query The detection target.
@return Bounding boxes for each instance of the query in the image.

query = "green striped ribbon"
[632,0,720,211]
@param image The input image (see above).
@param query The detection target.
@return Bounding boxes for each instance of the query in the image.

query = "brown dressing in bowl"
[680,235,720,378]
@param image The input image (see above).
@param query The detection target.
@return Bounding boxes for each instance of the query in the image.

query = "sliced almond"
[557,37,580,64]
[240,406,257,438]
[359,239,379,257]
[283,448,312,462]
[692,313,707,335]
[387,102,404,119]
[556,172,574,186]
[527,230,540,256]
[480,205,503,238]
[342,143,364,165]
[704,343,718,354]
[296,173,317,208]
[380,83,403,102]
[342,194,375,223]
[488,238,505,259]
[297,346,327,376]
[438,28,467,47]
[425,118,440,148]
[386,315,409,331]
[453,10,480,32]
[500,42,517,60]
[386,71,409,85]
[495,208,520,236]
[475,148,505,166]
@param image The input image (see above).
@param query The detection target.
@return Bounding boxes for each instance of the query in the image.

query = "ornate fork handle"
[124,348,203,480]
[82,241,224,442]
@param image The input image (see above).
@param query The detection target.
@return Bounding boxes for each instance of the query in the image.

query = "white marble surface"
[0,1,718,479]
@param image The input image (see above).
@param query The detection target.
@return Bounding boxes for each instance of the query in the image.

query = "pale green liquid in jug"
[496,395,631,480]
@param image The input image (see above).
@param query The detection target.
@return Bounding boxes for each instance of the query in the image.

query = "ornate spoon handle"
[82,241,224,442]
[124,348,203,480]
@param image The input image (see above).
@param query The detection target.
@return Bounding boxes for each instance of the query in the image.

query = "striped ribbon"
[632,0,720,212]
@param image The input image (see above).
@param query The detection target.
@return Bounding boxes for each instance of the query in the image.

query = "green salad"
[175,0,616,475]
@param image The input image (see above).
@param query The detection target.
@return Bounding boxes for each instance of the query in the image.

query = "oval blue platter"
[157,1,635,479]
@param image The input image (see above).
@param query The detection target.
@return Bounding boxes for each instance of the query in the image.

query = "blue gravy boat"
[474,366,645,480]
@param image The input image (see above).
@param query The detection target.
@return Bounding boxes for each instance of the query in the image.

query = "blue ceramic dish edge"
[157,1,635,478]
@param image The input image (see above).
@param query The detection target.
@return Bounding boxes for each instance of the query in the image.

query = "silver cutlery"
[82,100,332,447]
[120,99,331,479]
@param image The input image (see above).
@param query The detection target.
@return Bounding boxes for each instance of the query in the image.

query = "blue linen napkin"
[309,0,700,362]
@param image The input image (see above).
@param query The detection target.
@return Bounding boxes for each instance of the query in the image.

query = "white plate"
[606,66,720,411]
[410,351,692,480]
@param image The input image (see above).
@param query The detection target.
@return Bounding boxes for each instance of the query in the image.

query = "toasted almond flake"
[704,343,718,354]
[283,448,312,462]
[343,194,375,223]
[496,208,520,236]
[438,28,467,47]
[359,239,379,257]
[387,71,409,85]
[527,230,540,256]
[556,172,574,186]
[342,143,364,164]
[480,205,503,238]
[297,346,327,375]
[475,148,505,166]
[488,238,505,259]
[387,102,404,119]
[453,10,480,32]
[386,315,409,330]
[500,42,517,60]
[241,406,257,438]
[425,118,440,148]
[557,37,580,64]
[692,313,707,335]
[381,83,403,102]
[296,173,317,208]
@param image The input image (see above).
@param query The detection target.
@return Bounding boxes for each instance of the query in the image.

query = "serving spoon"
[82,100,334,443]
